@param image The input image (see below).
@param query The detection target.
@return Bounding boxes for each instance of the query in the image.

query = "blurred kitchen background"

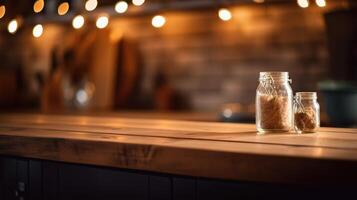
[0,0,356,127]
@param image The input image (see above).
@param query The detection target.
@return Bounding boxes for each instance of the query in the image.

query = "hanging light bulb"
[132,0,145,6]
[72,15,85,29]
[8,19,18,34]
[315,0,326,7]
[0,5,6,19]
[58,2,70,16]
[96,16,109,29]
[297,0,309,8]
[115,1,128,13]
[151,15,166,28]
[33,24,44,38]
[218,8,232,21]
[33,0,45,13]
[85,0,98,11]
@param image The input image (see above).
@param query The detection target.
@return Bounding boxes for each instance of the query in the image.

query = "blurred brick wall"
[111,3,339,111]
[0,1,344,111]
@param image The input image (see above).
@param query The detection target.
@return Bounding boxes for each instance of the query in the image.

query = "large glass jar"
[256,72,293,133]
[294,92,320,133]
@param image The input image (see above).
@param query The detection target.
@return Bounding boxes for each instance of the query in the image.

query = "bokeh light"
[115,1,128,13]
[315,0,326,7]
[96,16,109,29]
[58,2,70,16]
[33,24,44,38]
[218,8,232,21]
[33,0,45,13]
[0,5,6,19]
[151,15,166,28]
[8,19,18,34]
[297,0,309,8]
[85,0,98,11]
[72,15,85,29]
[132,0,145,6]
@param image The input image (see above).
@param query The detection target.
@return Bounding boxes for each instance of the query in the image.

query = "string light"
[58,2,70,16]
[315,0,326,7]
[0,5,6,19]
[253,0,265,3]
[151,15,166,28]
[218,8,232,21]
[115,1,128,13]
[96,16,109,29]
[33,24,43,38]
[132,0,145,6]
[297,0,309,8]
[33,0,45,13]
[72,15,85,29]
[8,19,18,34]
[85,0,98,11]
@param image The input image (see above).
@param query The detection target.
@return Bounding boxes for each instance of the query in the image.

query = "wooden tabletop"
[0,114,356,185]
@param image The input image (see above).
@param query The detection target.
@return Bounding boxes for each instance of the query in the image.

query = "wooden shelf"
[0,113,357,185]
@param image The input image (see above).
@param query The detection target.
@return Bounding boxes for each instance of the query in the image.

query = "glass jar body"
[294,96,320,133]
[256,75,293,133]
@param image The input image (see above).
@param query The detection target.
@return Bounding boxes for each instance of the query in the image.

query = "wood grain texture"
[0,114,356,185]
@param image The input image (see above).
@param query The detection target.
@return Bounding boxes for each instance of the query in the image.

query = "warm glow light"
[132,0,145,6]
[223,108,233,118]
[253,0,265,3]
[76,90,88,104]
[297,0,309,8]
[315,0,326,7]
[58,2,70,15]
[218,8,232,21]
[0,5,6,19]
[72,15,85,29]
[85,0,98,11]
[115,1,128,13]
[96,16,109,29]
[151,15,166,28]
[33,24,43,38]
[8,19,18,34]
[33,0,45,13]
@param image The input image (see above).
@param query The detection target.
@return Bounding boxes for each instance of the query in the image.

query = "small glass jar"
[256,72,293,134]
[294,92,320,133]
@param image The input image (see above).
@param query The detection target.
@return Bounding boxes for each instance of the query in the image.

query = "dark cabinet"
[42,161,58,200]
[58,163,149,200]
[149,175,171,200]
[15,159,29,200]
[0,157,16,200]
[1,156,356,200]
[196,179,292,200]
[0,157,42,200]
[196,179,356,200]
[173,178,196,200]
[1,157,196,200]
